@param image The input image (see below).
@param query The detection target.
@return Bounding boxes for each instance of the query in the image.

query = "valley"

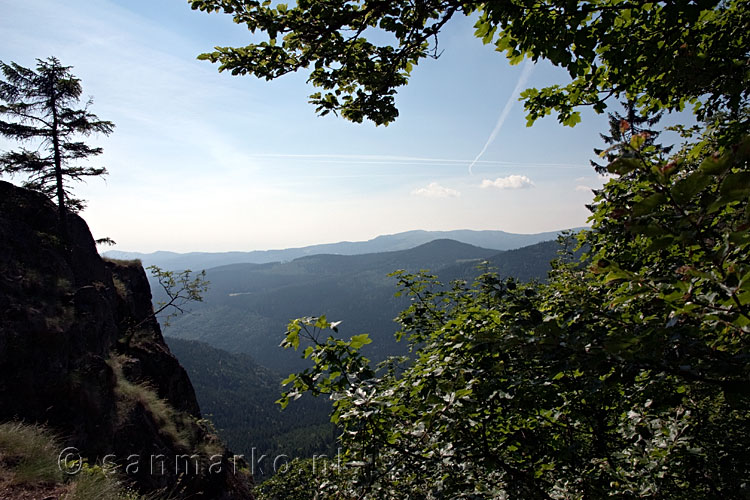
[158,235,568,470]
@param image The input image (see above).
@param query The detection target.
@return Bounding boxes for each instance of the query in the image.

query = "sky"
[1,0,620,252]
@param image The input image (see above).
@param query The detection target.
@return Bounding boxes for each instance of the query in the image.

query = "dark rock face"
[0,181,119,453]
[107,261,202,417]
[0,181,252,498]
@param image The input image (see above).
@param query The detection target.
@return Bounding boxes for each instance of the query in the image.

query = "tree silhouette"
[0,57,114,239]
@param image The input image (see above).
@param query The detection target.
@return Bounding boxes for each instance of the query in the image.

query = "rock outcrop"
[0,181,253,498]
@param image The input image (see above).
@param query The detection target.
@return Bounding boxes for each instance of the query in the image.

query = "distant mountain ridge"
[158,238,563,374]
[105,228,578,270]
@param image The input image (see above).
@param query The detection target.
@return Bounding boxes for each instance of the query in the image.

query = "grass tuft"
[110,356,194,450]
[0,421,62,485]
[112,275,129,298]
[64,468,124,500]
[103,257,143,267]
[0,422,172,499]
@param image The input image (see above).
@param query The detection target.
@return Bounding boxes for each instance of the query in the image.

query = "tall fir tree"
[591,100,673,175]
[0,57,114,239]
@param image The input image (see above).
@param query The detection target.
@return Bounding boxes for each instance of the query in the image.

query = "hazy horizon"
[103,225,580,254]
[2,0,628,253]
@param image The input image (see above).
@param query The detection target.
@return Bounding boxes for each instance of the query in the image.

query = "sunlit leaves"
[349,333,371,349]
[268,120,749,497]
[192,0,749,127]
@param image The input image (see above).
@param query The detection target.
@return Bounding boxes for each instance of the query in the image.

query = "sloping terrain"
[160,239,561,374]
[166,337,334,479]
[107,228,572,270]
[0,181,253,499]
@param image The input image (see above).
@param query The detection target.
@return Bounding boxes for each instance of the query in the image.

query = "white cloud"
[481,175,535,190]
[575,185,593,192]
[411,182,461,198]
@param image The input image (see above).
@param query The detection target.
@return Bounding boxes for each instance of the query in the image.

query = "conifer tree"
[591,101,673,175]
[0,57,114,237]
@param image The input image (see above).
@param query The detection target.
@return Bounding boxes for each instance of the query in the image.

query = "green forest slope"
[166,337,335,479]
[159,239,561,373]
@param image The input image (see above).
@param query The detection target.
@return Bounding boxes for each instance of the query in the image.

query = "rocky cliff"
[0,181,253,498]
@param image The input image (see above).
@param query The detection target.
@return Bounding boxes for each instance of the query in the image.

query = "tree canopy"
[190,1,750,499]
[265,123,749,497]
[188,0,750,497]
[191,0,749,127]
[0,57,114,226]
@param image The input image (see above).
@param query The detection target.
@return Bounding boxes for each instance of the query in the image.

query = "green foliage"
[147,266,209,328]
[191,0,748,128]
[585,130,750,351]
[278,315,374,412]
[255,457,344,500]
[590,101,673,175]
[162,240,557,375]
[189,4,747,496]
[273,126,749,496]
[0,57,114,215]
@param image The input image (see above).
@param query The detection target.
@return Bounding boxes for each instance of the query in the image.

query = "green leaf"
[719,172,750,202]
[699,154,730,175]
[632,193,666,216]
[284,325,300,350]
[563,112,582,127]
[276,396,289,409]
[350,333,372,349]
[607,157,640,175]
[314,315,329,329]
[604,268,632,283]
[672,171,710,204]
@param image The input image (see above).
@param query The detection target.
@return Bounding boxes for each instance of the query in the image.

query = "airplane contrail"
[468,59,535,175]
[245,152,584,168]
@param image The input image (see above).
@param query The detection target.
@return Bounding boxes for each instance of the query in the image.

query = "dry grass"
[0,421,172,499]
[112,275,129,298]
[0,421,62,485]
[109,356,194,451]
[107,355,233,483]
[103,257,143,267]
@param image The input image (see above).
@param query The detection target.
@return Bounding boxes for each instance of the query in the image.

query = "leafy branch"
[146,265,209,329]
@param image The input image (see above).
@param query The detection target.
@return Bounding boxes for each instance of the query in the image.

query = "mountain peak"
[105,228,575,270]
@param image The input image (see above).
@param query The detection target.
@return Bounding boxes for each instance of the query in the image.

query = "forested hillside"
[164,240,565,481]
[107,228,571,270]
[1,0,744,497]
[189,0,750,498]
[165,337,335,479]
[158,239,560,373]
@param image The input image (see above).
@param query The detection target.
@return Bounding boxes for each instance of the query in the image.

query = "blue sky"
[1,0,617,252]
